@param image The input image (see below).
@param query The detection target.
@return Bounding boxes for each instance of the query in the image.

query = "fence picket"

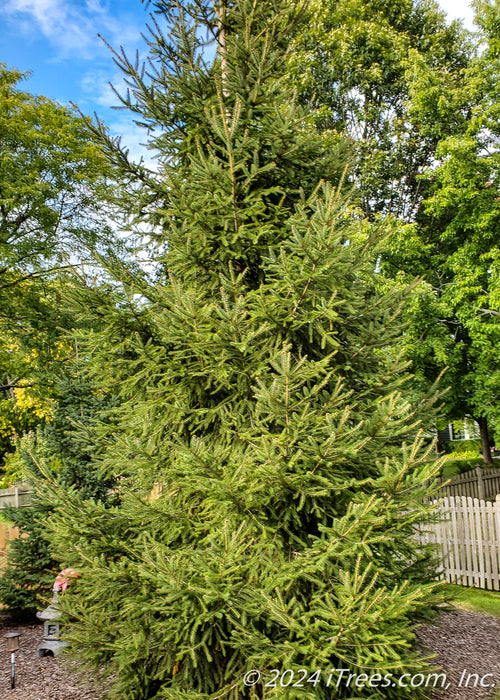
[0,524,20,571]
[486,500,499,590]
[474,497,486,588]
[449,498,460,584]
[420,494,500,590]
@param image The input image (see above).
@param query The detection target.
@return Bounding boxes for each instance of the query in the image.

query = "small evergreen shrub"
[0,370,118,616]
[440,458,485,478]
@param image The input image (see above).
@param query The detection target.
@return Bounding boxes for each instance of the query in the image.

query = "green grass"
[443,584,500,617]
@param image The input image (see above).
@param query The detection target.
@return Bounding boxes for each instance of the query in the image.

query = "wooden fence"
[0,485,32,571]
[0,523,20,571]
[0,478,499,589]
[432,466,500,501]
[0,484,33,511]
[418,494,500,590]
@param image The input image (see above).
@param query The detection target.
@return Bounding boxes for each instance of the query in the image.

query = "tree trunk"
[477,416,493,466]
[6,375,17,404]
[216,0,229,97]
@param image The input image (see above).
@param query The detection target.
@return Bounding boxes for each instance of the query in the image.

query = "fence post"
[476,467,485,501]
[496,495,500,544]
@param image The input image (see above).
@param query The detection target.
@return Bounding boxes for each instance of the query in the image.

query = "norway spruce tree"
[44,1,444,698]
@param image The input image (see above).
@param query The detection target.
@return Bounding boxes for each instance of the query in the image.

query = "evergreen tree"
[0,499,54,617]
[44,1,444,698]
[0,362,118,615]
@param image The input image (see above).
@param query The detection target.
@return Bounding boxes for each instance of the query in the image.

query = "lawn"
[444,583,500,617]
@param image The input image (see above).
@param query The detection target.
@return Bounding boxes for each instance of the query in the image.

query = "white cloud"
[108,115,159,168]
[437,0,476,30]
[1,0,143,59]
[3,0,94,55]
[80,61,161,167]
[81,69,121,108]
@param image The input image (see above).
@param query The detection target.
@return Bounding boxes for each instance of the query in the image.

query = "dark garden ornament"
[5,631,20,689]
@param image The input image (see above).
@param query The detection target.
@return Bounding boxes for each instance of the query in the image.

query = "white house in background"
[437,418,480,443]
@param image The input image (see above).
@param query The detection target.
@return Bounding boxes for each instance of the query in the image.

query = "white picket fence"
[418,495,500,590]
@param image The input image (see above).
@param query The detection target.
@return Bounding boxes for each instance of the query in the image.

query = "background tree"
[288,0,473,220]
[0,67,126,614]
[381,0,500,463]
[0,65,122,468]
[41,2,444,699]
[0,65,112,284]
[0,278,78,468]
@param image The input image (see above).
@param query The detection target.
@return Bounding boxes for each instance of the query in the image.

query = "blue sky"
[1,0,153,160]
[0,0,476,161]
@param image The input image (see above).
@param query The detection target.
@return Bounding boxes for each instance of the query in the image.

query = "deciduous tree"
[382,0,500,462]
[288,0,473,220]
[0,66,118,464]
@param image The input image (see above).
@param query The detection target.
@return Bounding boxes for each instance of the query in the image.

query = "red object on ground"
[53,568,80,592]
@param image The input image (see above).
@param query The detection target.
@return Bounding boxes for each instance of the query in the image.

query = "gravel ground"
[416,608,500,699]
[0,621,105,700]
[0,608,499,699]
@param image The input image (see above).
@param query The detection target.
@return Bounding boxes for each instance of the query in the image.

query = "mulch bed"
[0,620,105,700]
[416,608,500,699]
[0,608,499,698]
